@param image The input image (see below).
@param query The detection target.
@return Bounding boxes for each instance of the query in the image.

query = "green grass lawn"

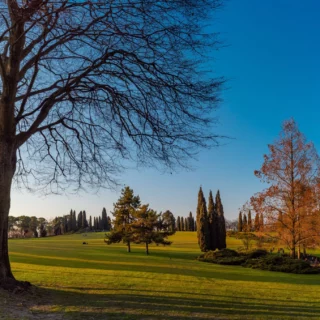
[2,232,320,319]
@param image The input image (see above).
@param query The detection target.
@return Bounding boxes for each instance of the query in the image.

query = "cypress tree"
[185,217,189,231]
[260,212,264,231]
[177,216,181,231]
[194,221,197,232]
[77,211,83,229]
[68,210,73,231]
[196,187,210,252]
[181,217,185,231]
[208,190,218,250]
[238,211,243,232]
[107,216,112,230]
[72,210,77,231]
[82,210,88,228]
[89,216,92,230]
[254,213,260,231]
[102,207,108,230]
[216,190,226,249]
[243,213,247,232]
[248,210,252,232]
[188,212,194,231]
[98,216,102,230]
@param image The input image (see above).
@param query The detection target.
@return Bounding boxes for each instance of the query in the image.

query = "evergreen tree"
[131,205,173,254]
[162,210,176,232]
[208,190,218,250]
[184,218,190,231]
[82,210,88,228]
[105,186,141,252]
[107,216,112,230]
[188,212,195,231]
[98,216,102,230]
[254,213,260,231]
[102,207,108,230]
[216,190,226,249]
[196,187,210,251]
[176,216,181,231]
[89,216,92,230]
[243,213,247,232]
[194,221,197,232]
[68,210,73,231]
[77,211,83,229]
[248,210,252,232]
[72,210,77,231]
[238,211,243,232]
[181,217,185,231]
[260,212,264,231]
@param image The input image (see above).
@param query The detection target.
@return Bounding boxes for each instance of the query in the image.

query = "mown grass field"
[2,232,320,319]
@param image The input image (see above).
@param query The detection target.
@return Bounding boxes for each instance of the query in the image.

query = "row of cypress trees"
[196,187,226,252]
[238,211,264,232]
[176,212,196,231]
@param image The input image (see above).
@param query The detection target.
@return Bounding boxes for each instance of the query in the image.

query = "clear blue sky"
[11,0,320,221]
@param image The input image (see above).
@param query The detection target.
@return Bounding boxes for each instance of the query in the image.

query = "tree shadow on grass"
[11,253,320,286]
[30,287,320,320]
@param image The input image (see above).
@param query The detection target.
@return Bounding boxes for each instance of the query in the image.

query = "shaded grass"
[4,232,320,319]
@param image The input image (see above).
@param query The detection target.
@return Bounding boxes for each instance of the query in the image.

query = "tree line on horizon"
[196,188,226,252]
[8,208,112,238]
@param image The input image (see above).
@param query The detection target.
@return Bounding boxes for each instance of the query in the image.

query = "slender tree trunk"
[127,241,131,253]
[0,141,16,282]
[146,242,149,255]
[290,240,296,259]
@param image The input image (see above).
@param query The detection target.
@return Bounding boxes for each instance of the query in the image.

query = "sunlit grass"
[5,232,320,319]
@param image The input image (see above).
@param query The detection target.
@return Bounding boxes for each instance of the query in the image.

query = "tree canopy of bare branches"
[0,0,223,284]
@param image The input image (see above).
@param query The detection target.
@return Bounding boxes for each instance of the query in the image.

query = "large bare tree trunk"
[0,140,16,282]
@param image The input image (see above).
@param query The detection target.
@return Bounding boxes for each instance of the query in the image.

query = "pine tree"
[177,216,181,231]
[248,210,252,232]
[260,212,264,231]
[105,186,141,252]
[131,205,173,254]
[196,187,210,251]
[208,190,218,250]
[254,213,260,231]
[216,190,226,249]
[238,211,243,232]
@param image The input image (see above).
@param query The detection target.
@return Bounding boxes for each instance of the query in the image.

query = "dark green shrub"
[247,249,268,259]
[243,255,320,274]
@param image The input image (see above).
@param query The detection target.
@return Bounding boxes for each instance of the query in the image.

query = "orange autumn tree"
[251,119,320,259]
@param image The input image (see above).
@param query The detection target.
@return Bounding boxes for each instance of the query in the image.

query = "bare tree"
[251,119,320,259]
[0,0,223,285]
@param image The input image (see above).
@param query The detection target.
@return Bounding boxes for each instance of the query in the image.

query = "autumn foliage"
[251,119,320,258]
